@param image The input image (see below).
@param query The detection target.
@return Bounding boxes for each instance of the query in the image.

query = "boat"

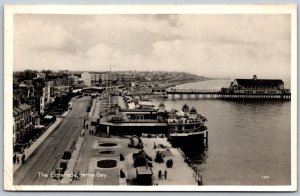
[167,104,207,145]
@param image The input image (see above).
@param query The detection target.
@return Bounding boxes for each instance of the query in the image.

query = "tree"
[41,70,53,77]
[13,70,36,81]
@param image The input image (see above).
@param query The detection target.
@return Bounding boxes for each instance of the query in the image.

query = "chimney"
[13,97,20,107]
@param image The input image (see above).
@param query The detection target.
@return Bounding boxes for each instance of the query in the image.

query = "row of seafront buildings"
[13,71,70,152]
[12,70,137,152]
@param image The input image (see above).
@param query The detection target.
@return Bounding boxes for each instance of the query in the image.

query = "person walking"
[158,170,162,180]
[73,170,77,180]
[77,170,81,180]
[16,156,20,164]
[164,170,167,180]
[120,169,126,178]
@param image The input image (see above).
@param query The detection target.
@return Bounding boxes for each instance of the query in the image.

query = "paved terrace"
[70,135,197,186]
[140,137,197,185]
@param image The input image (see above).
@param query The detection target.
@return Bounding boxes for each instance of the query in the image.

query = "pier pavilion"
[166,75,291,100]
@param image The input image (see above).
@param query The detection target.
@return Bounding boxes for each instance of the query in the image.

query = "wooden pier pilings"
[167,89,291,100]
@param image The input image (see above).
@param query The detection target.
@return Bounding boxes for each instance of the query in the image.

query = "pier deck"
[167,89,291,100]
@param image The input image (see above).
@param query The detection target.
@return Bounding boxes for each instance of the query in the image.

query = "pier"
[166,89,291,100]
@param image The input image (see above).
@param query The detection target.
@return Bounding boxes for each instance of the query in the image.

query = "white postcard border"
[4,4,297,192]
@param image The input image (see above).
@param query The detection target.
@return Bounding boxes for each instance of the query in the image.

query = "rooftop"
[13,103,33,116]
[234,79,284,87]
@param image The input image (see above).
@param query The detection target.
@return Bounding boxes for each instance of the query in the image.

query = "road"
[13,96,90,185]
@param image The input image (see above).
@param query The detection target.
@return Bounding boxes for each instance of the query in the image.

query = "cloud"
[14,16,80,53]
[13,14,291,79]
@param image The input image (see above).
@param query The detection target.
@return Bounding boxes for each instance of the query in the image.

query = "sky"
[13,14,291,79]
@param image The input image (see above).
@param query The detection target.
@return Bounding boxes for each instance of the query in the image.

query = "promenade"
[13,117,63,173]
[13,96,90,185]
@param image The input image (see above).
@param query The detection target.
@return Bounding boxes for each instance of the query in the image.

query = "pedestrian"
[120,169,125,178]
[13,154,16,164]
[73,170,76,180]
[77,170,80,180]
[16,156,20,164]
[164,170,167,180]
[120,153,125,161]
[21,154,25,164]
[158,170,162,180]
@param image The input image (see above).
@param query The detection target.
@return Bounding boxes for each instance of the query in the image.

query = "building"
[69,74,79,86]
[81,72,92,87]
[86,72,113,86]
[101,73,109,85]
[39,81,53,115]
[90,73,103,86]
[90,73,99,85]
[48,73,69,86]
[120,73,134,83]
[13,97,35,150]
[34,80,54,115]
[44,81,53,106]
[18,82,35,106]
[30,78,55,115]
[78,78,85,88]
[228,75,285,94]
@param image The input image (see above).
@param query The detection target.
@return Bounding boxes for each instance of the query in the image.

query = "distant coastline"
[159,77,230,89]
[158,78,207,89]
